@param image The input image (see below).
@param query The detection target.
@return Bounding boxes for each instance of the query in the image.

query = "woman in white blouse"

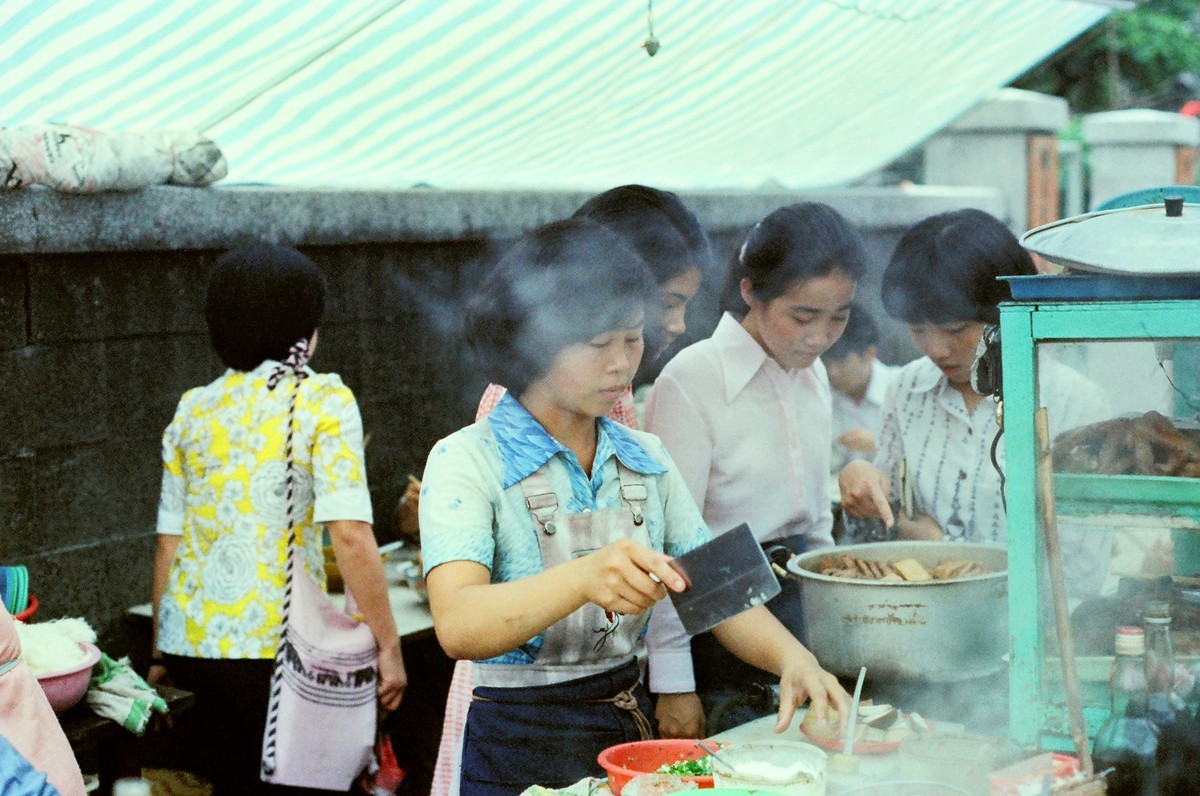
[839,210,1109,567]
[644,202,868,738]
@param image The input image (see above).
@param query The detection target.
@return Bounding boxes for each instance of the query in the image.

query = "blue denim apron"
[690,532,809,734]
[460,464,656,796]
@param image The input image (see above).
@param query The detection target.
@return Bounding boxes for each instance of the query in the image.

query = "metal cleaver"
[666,523,781,636]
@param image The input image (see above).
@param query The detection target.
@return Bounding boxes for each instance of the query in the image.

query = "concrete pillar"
[1083,109,1200,209]
[924,88,1068,234]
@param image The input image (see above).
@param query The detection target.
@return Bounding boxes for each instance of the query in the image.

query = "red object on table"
[14,593,37,622]
[988,752,1080,796]
[598,738,715,795]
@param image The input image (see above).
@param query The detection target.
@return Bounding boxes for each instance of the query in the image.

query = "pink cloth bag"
[259,560,378,789]
[259,340,378,790]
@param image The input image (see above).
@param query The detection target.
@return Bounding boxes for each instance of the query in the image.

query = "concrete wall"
[0,184,1003,649]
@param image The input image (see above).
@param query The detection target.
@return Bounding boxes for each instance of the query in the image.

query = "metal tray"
[1001,274,1200,301]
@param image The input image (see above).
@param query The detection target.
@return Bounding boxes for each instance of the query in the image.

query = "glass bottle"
[1143,600,1187,726]
[1143,601,1200,795]
[1092,626,1157,796]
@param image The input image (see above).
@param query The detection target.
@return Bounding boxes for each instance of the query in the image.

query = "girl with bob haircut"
[839,210,1109,559]
[419,218,847,795]
[150,244,407,795]
[644,202,867,737]
[432,185,714,796]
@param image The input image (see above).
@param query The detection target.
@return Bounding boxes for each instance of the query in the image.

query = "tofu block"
[892,558,932,581]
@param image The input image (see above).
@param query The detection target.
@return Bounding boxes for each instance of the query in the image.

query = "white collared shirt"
[642,312,835,693]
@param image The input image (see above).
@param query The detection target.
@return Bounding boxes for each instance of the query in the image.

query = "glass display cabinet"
[1000,289,1200,749]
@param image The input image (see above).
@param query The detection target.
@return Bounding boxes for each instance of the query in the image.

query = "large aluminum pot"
[788,541,1007,682]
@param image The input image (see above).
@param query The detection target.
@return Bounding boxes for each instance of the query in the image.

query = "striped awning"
[0,1,1107,190]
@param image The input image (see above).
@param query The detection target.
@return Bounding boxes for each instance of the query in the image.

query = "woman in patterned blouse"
[839,209,1109,555]
[149,245,406,795]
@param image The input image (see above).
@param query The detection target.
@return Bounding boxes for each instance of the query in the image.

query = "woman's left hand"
[894,511,943,541]
[775,651,850,735]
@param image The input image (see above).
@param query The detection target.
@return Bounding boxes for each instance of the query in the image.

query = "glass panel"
[1034,339,1200,723]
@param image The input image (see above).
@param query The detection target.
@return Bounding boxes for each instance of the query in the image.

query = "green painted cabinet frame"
[1000,298,1200,749]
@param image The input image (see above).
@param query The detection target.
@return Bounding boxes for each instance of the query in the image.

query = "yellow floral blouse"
[155,361,373,659]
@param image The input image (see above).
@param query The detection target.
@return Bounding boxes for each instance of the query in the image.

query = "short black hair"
[722,202,868,315]
[205,244,326,371]
[573,184,713,283]
[824,304,879,361]
[882,208,1034,325]
[463,218,656,397]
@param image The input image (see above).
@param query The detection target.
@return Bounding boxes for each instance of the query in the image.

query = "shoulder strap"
[262,339,310,778]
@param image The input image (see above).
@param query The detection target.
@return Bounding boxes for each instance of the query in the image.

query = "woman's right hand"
[838,460,894,527]
[655,692,705,739]
[376,642,408,712]
[147,662,170,685]
[580,539,685,615]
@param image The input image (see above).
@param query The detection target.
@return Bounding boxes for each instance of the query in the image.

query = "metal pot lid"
[1020,197,1200,275]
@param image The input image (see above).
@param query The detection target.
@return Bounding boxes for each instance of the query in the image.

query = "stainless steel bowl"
[788,541,1008,682]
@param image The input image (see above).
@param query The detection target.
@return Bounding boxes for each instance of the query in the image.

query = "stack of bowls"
[0,565,32,619]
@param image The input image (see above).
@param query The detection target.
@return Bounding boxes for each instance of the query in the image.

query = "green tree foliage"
[1012,0,1200,112]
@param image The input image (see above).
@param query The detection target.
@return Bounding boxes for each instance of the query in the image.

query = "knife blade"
[667,523,781,636]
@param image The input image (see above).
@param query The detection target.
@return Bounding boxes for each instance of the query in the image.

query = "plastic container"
[35,641,101,713]
[709,740,827,795]
[597,739,715,795]
[898,733,1011,796]
[13,593,38,622]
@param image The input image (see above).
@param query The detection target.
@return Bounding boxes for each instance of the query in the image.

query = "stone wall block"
[30,441,158,553]
[30,254,209,344]
[0,260,26,352]
[105,336,218,443]
[6,343,108,451]
[0,454,36,556]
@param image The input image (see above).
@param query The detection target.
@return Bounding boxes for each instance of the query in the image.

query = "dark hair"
[574,185,712,358]
[463,218,656,396]
[823,304,880,361]
[722,202,868,315]
[205,244,327,371]
[882,208,1034,325]
[573,184,713,283]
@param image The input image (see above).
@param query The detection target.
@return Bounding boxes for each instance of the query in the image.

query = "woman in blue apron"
[419,218,849,795]
[644,203,868,737]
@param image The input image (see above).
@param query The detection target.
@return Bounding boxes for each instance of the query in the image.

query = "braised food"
[1053,411,1200,477]
[815,553,988,581]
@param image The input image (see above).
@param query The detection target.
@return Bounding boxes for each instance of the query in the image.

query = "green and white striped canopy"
[0,1,1107,190]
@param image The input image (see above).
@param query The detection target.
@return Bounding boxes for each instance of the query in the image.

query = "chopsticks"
[830,666,867,773]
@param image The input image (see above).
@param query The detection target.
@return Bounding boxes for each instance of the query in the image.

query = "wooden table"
[60,684,194,796]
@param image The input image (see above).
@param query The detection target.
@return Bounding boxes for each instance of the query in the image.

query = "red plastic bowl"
[35,642,101,714]
[598,739,715,795]
[13,593,37,622]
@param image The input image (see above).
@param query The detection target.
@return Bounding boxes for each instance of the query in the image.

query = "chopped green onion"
[655,755,712,776]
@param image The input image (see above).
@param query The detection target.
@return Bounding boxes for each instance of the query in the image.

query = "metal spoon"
[694,740,736,773]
